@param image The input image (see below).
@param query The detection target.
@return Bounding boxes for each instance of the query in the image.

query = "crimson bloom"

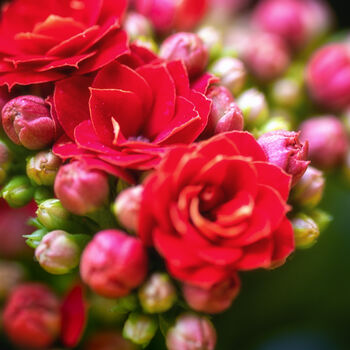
[0,0,128,88]
[53,56,211,180]
[139,132,294,289]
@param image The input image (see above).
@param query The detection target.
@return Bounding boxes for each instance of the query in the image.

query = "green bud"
[24,228,47,249]
[123,313,158,346]
[139,273,177,314]
[34,186,54,204]
[292,213,320,249]
[26,150,61,186]
[134,36,158,54]
[258,115,292,136]
[1,175,34,208]
[309,209,332,233]
[36,199,71,231]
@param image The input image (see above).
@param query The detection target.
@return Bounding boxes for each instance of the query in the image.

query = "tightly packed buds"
[258,130,309,186]
[210,57,246,95]
[271,78,302,108]
[80,230,148,298]
[113,186,143,232]
[3,283,61,348]
[1,95,55,150]
[183,276,240,314]
[292,166,325,208]
[123,313,157,346]
[1,175,34,208]
[35,230,81,275]
[36,199,70,231]
[306,44,350,111]
[26,151,61,186]
[243,32,290,82]
[138,273,177,313]
[160,32,209,77]
[166,313,217,350]
[237,88,269,128]
[197,26,223,60]
[134,0,208,33]
[203,85,244,137]
[0,261,25,299]
[299,116,349,169]
[292,213,320,249]
[54,160,109,215]
[124,12,153,41]
[84,332,137,350]
[0,140,11,184]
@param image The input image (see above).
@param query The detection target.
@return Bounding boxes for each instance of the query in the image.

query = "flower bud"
[34,186,54,204]
[292,166,325,208]
[306,44,350,111]
[36,198,70,230]
[113,186,143,232]
[139,273,177,313]
[166,313,217,350]
[299,116,348,169]
[237,88,269,128]
[0,261,25,299]
[309,208,332,233]
[54,160,109,215]
[210,57,246,95]
[292,213,320,249]
[124,12,153,41]
[3,283,61,348]
[1,175,34,208]
[271,77,302,108]
[35,230,81,274]
[26,150,61,186]
[258,115,292,136]
[0,140,12,185]
[85,332,137,350]
[123,313,157,346]
[160,32,209,78]
[80,230,148,298]
[197,26,223,61]
[1,95,55,150]
[183,276,240,314]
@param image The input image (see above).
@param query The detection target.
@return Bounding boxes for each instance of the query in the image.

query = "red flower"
[139,132,294,289]
[53,57,211,180]
[0,0,128,89]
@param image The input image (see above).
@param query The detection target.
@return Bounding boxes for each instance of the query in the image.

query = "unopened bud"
[54,160,109,215]
[35,230,81,275]
[292,213,320,249]
[237,88,269,128]
[36,199,71,231]
[160,32,209,77]
[1,95,55,150]
[166,313,216,350]
[139,273,177,313]
[210,57,246,95]
[309,208,332,233]
[197,26,223,61]
[271,78,302,108]
[0,140,12,185]
[124,12,153,41]
[0,261,25,299]
[1,175,34,208]
[258,115,292,136]
[26,150,61,186]
[123,313,157,346]
[292,166,325,208]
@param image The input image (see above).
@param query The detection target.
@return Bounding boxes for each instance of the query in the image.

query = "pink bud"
[160,32,209,78]
[183,276,240,314]
[1,95,55,150]
[299,116,349,169]
[54,160,109,215]
[166,313,217,350]
[3,283,61,349]
[113,186,143,232]
[258,130,309,186]
[306,44,350,111]
[80,230,148,298]
[124,12,153,41]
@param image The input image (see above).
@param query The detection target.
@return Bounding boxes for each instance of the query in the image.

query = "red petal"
[37,52,95,71]
[198,245,242,266]
[166,60,190,96]
[271,218,295,262]
[53,135,93,159]
[191,73,219,94]
[15,32,58,54]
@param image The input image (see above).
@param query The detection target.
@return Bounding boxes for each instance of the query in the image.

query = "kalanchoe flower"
[160,32,209,78]
[210,57,246,95]
[1,96,56,150]
[85,332,137,350]
[292,166,325,208]
[80,230,148,298]
[0,261,25,299]
[258,130,309,186]
[0,140,12,185]
[166,313,216,350]
[183,275,240,314]
[113,186,143,232]
[292,213,320,249]
[123,313,157,346]
[124,12,153,41]
[138,273,177,313]
[26,150,61,186]
[54,160,109,215]
[35,230,82,274]
[203,85,244,137]
[0,0,128,88]
[299,116,349,169]
[36,199,70,231]
[306,44,350,111]
[134,0,208,33]
[1,175,34,208]
[3,283,61,349]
